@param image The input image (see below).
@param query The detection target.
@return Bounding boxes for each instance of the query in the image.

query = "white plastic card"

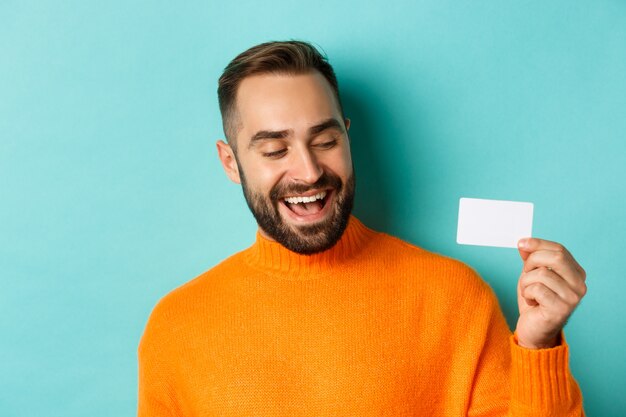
[456,197,534,248]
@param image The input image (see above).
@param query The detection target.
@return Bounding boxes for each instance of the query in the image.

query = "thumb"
[518,248,531,261]
[517,239,531,261]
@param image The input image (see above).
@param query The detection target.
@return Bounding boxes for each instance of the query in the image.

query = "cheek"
[328,148,353,178]
[343,152,353,173]
[245,160,284,192]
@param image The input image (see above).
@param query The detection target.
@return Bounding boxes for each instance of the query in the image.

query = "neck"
[256,226,276,242]
[244,215,374,280]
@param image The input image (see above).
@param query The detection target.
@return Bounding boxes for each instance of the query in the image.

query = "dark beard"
[238,168,355,255]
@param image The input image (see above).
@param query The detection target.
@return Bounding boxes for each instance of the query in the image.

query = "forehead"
[234,72,342,143]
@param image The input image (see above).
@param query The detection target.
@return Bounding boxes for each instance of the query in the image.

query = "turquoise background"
[1,1,624,415]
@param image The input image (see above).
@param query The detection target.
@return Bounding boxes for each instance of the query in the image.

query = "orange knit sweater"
[138,216,583,416]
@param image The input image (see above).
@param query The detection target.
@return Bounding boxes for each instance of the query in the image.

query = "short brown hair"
[217,40,345,147]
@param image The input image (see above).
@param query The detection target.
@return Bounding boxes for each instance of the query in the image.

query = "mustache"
[270,172,343,201]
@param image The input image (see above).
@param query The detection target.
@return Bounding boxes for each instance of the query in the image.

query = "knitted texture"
[138,216,584,416]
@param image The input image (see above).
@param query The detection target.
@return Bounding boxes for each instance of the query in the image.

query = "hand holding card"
[456,197,587,349]
[515,238,587,349]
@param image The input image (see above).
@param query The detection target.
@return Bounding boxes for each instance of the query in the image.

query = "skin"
[516,238,587,348]
[216,71,587,350]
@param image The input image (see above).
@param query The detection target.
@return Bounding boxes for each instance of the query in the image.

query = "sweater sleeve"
[508,332,585,416]
[467,286,585,417]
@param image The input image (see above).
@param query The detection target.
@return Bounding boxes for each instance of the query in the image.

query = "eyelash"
[316,139,338,149]
[262,139,338,158]
[262,149,287,158]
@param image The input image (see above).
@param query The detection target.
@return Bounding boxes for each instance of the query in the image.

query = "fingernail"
[518,238,529,248]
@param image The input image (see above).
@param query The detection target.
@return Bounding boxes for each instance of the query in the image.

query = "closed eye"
[315,139,337,149]
[262,149,287,158]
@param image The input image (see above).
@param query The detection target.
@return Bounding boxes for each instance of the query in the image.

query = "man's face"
[218,71,355,254]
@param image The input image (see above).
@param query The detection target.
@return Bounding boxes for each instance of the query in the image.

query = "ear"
[216,140,241,184]
[344,118,352,143]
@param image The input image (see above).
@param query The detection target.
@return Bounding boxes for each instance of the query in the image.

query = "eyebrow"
[248,118,344,149]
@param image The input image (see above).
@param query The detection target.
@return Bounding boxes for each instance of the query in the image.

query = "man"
[138,40,586,416]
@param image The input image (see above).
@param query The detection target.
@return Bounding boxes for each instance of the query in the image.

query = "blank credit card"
[457,197,534,248]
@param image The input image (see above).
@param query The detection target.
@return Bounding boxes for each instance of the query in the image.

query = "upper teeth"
[284,191,327,204]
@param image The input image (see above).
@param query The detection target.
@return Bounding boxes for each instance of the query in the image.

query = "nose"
[290,147,323,184]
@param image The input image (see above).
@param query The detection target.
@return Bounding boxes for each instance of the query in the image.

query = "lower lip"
[279,190,334,224]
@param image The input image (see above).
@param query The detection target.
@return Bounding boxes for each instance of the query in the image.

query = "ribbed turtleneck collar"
[243,215,374,279]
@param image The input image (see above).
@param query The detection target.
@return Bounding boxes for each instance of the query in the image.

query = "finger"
[522,251,587,295]
[518,246,531,262]
[523,249,574,273]
[522,282,573,325]
[518,237,568,253]
[520,267,585,304]
[518,238,586,280]
[522,281,560,309]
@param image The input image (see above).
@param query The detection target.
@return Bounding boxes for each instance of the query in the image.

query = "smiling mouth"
[281,190,331,216]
